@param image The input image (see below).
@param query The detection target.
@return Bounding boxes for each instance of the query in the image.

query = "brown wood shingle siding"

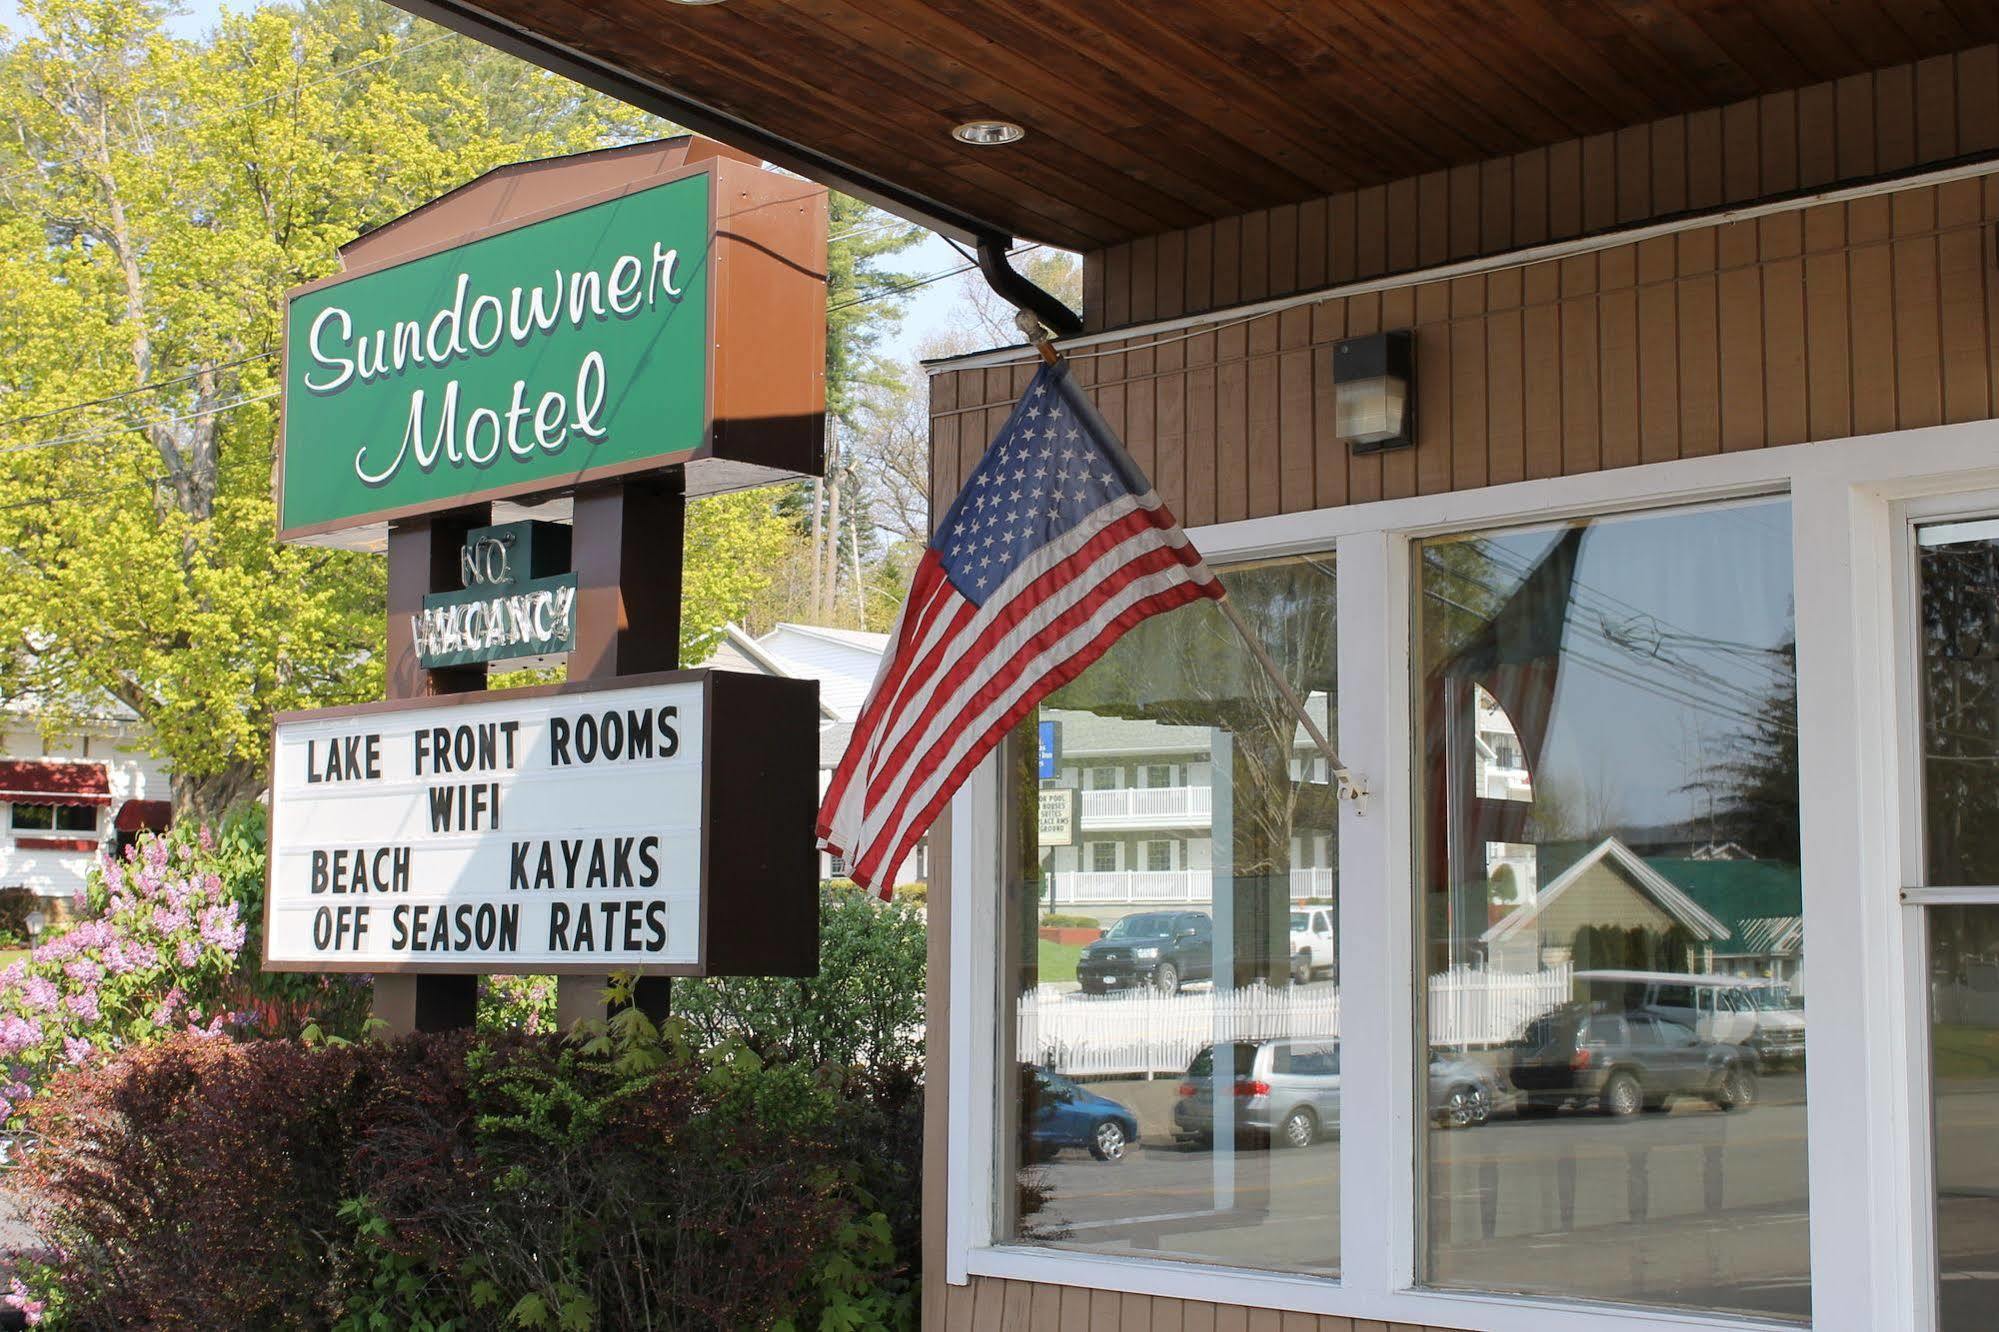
[933,1278,1466,1332]
[934,180,1999,531]
[1081,46,1999,332]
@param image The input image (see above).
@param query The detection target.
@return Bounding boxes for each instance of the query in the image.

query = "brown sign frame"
[275,150,827,549]
[261,667,821,977]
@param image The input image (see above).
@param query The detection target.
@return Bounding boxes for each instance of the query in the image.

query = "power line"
[0,351,275,433]
[829,244,1043,315]
[0,390,278,455]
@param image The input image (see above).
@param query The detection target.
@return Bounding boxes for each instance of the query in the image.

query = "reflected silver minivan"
[1172,1039,1502,1148]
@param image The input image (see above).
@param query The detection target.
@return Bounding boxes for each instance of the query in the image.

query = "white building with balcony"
[1039,688,1532,921]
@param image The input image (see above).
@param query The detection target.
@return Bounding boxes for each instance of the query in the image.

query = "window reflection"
[1416,501,1808,1320]
[1004,554,1339,1274]
[1919,524,1999,1329]
[1929,906,1999,1332]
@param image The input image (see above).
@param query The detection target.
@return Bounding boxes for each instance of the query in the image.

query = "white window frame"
[1888,487,1999,1332]
[948,417,1999,1330]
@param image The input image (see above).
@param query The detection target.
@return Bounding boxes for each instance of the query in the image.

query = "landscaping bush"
[12,1021,920,1330]
[672,886,925,1071]
[1037,913,1100,929]
[12,1031,457,1328]
[477,974,558,1035]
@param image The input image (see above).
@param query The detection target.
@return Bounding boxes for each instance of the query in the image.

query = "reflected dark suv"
[1508,1005,1758,1117]
[1077,911,1212,993]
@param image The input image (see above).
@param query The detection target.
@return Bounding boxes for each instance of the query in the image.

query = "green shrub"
[672,886,925,1071]
[1037,913,1100,929]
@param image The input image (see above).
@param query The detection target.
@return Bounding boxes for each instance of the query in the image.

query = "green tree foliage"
[0,0,658,819]
[0,1,824,818]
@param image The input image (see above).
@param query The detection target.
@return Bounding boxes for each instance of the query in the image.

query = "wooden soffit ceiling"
[400,0,1999,251]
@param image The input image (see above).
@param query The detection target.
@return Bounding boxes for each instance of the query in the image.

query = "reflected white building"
[1038,708,1340,920]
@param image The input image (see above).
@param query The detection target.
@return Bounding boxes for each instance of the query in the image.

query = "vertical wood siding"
[1080,46,1999,334]
[931,180,1999,531]
[934,1278,1463,1332]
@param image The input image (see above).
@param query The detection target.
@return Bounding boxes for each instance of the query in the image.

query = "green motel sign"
[279,173,712,539]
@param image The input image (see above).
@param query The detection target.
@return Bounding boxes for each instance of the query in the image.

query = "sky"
[1,0,229,37]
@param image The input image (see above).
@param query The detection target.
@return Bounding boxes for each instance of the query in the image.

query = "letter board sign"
[264,669,818,975]
[277,152,827,548]
[1037,788,1076,847]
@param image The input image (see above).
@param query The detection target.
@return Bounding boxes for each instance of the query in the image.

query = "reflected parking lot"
[1024,1069,1808,1310]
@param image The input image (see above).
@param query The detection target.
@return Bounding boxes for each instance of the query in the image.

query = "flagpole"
[1024,321,1367,808]
[1212,592,1362,801]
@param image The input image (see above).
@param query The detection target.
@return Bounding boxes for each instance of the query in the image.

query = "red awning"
[113,799,171,833]
[0,760,111,806]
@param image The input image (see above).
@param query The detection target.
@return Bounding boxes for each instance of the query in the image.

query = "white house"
[694,623,925,887]
[0,701,172,904]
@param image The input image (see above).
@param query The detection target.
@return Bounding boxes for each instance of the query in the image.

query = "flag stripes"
[818,360,1223,897]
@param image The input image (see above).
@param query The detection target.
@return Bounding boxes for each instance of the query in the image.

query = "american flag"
[818,359,1223,897]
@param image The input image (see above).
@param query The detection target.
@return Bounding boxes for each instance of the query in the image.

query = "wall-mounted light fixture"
[1334,330,1415,453]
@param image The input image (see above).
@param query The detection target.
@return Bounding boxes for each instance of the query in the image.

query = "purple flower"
[62,959,100,986]
[0,1017,44,1058]
[17,977,57,1015]
[175,938,199,968]
[198,904,244,954]
[61,1037,89,1066]
[64,989,99,1023]
[6,1277,46,1324]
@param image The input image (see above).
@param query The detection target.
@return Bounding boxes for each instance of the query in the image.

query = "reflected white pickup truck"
[1289,906,1336,983]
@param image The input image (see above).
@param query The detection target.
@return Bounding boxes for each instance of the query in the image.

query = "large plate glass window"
[998,554,1339,1274]
[1414,499,1808,1319]
[1916,518,1999,1332]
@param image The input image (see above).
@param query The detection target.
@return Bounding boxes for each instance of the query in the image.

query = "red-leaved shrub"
[11,1032,467,1328]
[7,1029,919,1330]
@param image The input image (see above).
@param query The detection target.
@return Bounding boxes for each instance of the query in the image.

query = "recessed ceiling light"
[952,120,1026,146]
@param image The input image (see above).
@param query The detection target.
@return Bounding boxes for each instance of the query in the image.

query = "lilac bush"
[0,824,249,1127]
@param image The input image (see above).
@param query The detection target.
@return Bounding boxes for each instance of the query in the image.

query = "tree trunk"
[821,473,843,622]
[848,485,866,627]
[171,763,264,829]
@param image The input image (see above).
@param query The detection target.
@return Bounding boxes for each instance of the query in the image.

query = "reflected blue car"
[1026,1069,1139,1162]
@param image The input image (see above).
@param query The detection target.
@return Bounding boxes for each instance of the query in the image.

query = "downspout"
[976,236,1084,338]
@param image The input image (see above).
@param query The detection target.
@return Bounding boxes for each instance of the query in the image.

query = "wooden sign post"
[270,136,828,1034]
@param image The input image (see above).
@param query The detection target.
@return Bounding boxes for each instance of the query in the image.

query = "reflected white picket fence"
[1019,965,1572,1077]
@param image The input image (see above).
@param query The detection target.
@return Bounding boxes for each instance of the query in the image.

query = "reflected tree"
[1045,558,1337,987]
[1922,543,1999,886]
